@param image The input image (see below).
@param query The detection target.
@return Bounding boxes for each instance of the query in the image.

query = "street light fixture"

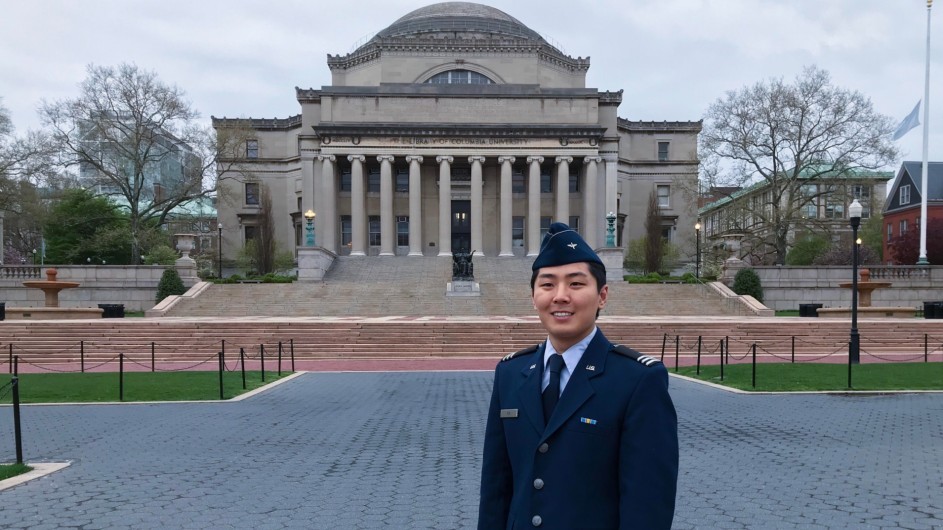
[217,223,223,279]
[304,210,316,247]
[694,221,702,279]
[848,199,863,365]
[605,211,616,247]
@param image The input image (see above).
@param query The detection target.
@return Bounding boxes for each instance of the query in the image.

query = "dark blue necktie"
[542,354,565,423]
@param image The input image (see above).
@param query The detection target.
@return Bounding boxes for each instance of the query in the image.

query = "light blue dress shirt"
[541,327,598,396]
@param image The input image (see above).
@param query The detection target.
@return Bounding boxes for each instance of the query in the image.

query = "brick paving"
[1,372,942,529]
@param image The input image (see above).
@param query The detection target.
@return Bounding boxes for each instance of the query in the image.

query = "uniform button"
[532,515,542,526]
[533,478,544,489]
[538,443,549,453]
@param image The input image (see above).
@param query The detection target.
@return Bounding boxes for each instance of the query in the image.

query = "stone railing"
[866,266,931,280]
[1,266,42,279]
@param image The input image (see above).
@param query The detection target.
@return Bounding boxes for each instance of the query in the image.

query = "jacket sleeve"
[618,365,679,530]
[478,367,513,530]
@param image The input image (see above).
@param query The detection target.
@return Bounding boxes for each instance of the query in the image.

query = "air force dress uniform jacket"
[478,330,678,529]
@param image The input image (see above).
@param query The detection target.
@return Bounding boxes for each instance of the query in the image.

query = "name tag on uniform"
[500,409,519,418]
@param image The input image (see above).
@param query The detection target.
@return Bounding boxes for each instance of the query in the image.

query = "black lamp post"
[848,199,862,365]
[217,223,223,279]
[694,221,701,279]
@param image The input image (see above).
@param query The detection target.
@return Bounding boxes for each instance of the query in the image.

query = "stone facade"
[213,2,701,264]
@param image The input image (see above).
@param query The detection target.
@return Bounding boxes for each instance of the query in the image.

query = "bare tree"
[39,63,225,262]
[644,190,664,274]
[700,66,898,264]
[254,184,276,275]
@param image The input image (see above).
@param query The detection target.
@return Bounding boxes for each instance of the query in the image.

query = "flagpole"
[918,0,933,265]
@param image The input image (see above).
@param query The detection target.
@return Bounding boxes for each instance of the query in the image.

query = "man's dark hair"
[530,261,607,293]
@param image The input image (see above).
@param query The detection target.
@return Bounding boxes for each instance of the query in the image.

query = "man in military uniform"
[478,222,678,529]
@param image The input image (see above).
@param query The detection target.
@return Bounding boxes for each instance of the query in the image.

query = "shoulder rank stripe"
[612,344,662,367]
[502,344,539,362]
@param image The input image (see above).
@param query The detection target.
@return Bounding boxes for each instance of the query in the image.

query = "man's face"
[532,262,608,352]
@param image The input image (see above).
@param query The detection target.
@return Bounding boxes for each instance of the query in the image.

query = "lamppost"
[694,221,701,279]
[605,211,616,247]
[32,249,36,265]
[217,223,223,279]
[304,210,316,247]
[848,199,862,365]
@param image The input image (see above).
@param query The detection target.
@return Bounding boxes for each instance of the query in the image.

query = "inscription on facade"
[321,136,596,150]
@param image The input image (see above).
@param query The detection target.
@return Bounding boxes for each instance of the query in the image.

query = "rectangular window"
[657,141,669,162]
[656,184,670,208]
[825,200,844,219]
[341,216,352,247]
[540,216,552,239]
[852,185,870,199]
[569,216,580,234]
[804,200,817,219]
[294,223,302,247]
[661,225,673,242]
[512,170,525,193]
[395,169,409,193]
[569,172,580,193]
[244,225,256,242]
[397,216,409,247]
[245,182,260,205]
[512,216,524,247]
[900,185,911,205]
[246,140,259,159]
[368,216,381,246]
[861,205,871,219]
[900,219,908,234]
[540,169,552,193]
[340,170,352,192]
[887,223,893,242]
[368,170,381,193]
[297,197,302,212]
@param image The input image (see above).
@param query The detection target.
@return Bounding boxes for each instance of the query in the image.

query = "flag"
[892,101,921,140]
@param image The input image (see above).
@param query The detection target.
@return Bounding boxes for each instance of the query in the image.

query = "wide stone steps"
[2,318,940,366]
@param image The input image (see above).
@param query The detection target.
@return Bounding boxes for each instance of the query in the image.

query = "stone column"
[436,155,453,256]
[406,155,423,256]
[468,156,485,256]
[583,156,602,248]
[498,156,516,256]
[526,156,543,256]
[555,156,572,225]
[378,155,395,256]
[348,154,366,256]
[318,155,337,252]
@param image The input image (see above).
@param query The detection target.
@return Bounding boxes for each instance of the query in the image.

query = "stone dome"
[373,2,543,41]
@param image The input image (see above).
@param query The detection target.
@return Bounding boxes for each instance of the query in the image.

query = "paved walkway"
[1,373,941,529]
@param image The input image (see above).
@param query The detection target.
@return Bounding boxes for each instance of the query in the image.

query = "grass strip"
[677,362,943,391]
[0,371,291,403]
[0,463,31,481]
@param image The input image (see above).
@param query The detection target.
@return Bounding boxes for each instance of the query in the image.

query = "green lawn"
[677,362,943,391]
[0,371,292,403]
[0,463,31,481]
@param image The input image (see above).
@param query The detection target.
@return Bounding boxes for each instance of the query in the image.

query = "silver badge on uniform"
[500,409,519,418]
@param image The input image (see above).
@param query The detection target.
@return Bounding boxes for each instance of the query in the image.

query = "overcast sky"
[1,0,941,169]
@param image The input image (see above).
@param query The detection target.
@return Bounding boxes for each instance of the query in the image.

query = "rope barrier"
[861,351,928,363]
[125,354,218,372]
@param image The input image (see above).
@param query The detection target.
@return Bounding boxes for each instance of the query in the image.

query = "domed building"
[213,2,700,270]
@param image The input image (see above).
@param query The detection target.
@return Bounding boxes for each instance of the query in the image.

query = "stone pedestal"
[298,247,337,282]
[721,257,747,287]
[446,280,481,297]
[595,247,625,283]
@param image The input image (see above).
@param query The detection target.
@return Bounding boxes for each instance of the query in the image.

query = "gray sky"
[1,0,941,169]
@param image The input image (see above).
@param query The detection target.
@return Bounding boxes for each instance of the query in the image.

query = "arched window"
[425,69,494,85]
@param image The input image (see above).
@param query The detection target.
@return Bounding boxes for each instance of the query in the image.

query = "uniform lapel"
[541,331,610,441]
[515,343,546,435]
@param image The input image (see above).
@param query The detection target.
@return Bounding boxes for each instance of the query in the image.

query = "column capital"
[436,155,454,164]
[468,155,486,164]
[318,154,336,163]
[347,154,365,163]
[498,156,516,164]
[377,155,395,164]
[555,156,573,165]
[584,156,603,164]
[405,155,424,163]
[527,156,544,165]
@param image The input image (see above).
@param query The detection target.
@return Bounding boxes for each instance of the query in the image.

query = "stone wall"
[752,266,943,311]
[0,265,170,312]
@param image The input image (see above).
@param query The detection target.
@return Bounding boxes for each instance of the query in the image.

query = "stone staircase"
[164,256,739,318]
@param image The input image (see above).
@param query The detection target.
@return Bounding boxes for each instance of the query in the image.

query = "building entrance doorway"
[451,200,471,253]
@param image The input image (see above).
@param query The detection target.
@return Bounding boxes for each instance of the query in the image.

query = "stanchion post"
[674,336,679,372]
[7,344,12,374]
[13,355,18,377]
[290,339,295,372]
[278,341,283,377]
[925,333,929,363]
[725,336,730,364]
[696,336,702,375]
[80,340,85,373]
[660,333,667,361]
[151,342,156,372]
[119,353,124,401]
[720,339,725,381]
[240,347,246,390]
[260,344,266,382]
[218,352,224,400]
[847,342,852,389]
[791,336,795,364]
[751,342,757,389]
[12,377,23,464]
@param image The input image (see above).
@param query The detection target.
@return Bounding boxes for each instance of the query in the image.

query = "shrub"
[156,269,186,303]
[142,245,179,265]
[732,268,763,302]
